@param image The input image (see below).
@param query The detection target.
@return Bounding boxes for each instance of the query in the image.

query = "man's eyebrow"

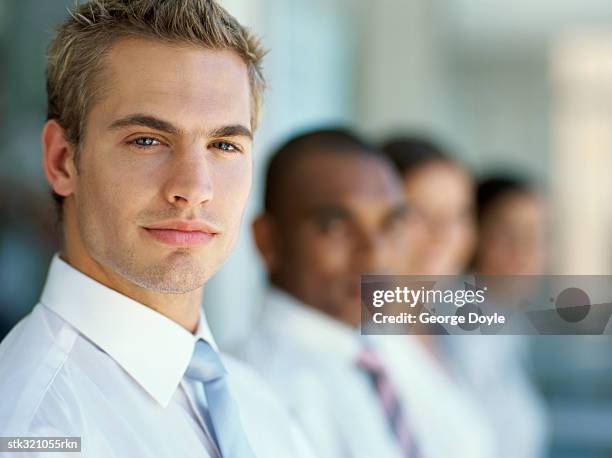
[386,203,410,219]
[108,114,252,140]
[309,205,352,219]
[108,114,180,135]
[208,124,253,140]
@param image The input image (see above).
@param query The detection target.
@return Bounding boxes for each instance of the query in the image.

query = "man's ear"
[252,214,280,273]
[41,119,77,198]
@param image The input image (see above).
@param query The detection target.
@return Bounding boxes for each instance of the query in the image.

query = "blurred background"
[3,1,612,456]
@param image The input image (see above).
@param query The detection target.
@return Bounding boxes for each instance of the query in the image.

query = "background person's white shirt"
[235,287,494,458]
[0,255,315,458]
[442,335,550,458]
[368,335,496,458]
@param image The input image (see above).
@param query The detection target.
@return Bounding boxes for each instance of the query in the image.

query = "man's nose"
[162,146,214,208]
[353,232,390,275]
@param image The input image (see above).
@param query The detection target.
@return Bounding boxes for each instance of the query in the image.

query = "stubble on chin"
[99,247,212,294]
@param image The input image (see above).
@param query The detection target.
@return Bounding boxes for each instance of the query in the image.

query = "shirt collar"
[264,287,363,364]
[39,253,217,407]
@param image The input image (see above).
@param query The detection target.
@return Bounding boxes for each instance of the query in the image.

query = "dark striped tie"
[357,346,419,457]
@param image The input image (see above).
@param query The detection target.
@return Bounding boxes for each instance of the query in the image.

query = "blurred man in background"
[237,128,493,458]
[0,1,316,457]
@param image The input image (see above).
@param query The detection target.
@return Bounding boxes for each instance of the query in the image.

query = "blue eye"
[211,141,240,152]
[131,137,160,147]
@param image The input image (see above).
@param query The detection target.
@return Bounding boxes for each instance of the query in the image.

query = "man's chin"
[332,297,362,328]
[112,253,212,294]
[130,267,208,294]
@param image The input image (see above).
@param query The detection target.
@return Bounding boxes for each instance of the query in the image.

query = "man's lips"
[142,220,219,247]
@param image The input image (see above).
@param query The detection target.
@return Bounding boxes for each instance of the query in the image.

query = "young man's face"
[63,38,253,292]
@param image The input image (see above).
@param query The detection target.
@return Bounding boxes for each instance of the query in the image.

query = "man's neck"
[59,250,204,334]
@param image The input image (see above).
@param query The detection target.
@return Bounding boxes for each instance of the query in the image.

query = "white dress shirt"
[369,335,496,458]
[0,255,315,458]
[443,335,550,458]
[235,288,495,458]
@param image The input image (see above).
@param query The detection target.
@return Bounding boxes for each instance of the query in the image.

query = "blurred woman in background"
[381,137,550,458]
[473,176,548,276]
[448,174,551,458]
[382,137,477,276]
[373,137,496,457]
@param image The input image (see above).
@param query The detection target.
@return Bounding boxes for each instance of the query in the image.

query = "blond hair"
[47,0,266,149]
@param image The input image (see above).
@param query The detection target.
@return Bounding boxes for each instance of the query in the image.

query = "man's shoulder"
[235,304,335,374]
[223,346,336,419]
[220,353,316,458]
[0,305,80,435]
[221,352,282,403]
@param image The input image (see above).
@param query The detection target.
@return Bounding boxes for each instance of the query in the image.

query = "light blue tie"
[185,339,256,458]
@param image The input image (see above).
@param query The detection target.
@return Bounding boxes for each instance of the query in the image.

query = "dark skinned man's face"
[258,151,416,327]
